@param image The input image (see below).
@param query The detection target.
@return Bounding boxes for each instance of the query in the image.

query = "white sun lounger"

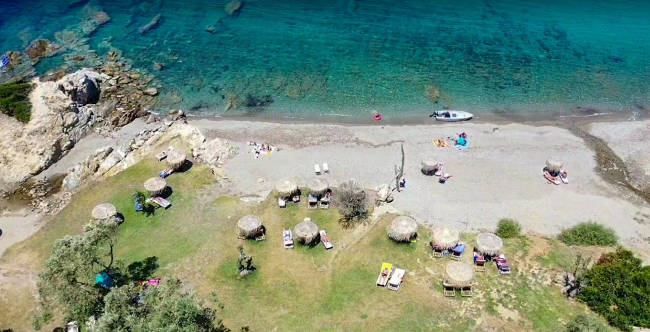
[319,230,333,249]
[387,268,405,291]
[278,197,286,208]
[322,163,329,173]
[283,229,294,249]
[314,164,321,174]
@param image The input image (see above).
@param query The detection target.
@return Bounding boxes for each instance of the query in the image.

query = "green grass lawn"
[0,152,613,331]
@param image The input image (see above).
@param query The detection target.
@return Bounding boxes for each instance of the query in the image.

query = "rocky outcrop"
[193,137,237,167]
[58,69,102,105]
[139,14,162,34]
[25,39,61,63]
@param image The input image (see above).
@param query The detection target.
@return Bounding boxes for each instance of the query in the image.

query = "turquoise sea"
[1,0,649,121]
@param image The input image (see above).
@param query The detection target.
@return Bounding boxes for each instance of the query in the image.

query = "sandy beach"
[192,118,650,261]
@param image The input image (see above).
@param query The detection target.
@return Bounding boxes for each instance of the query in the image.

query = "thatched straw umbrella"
[545,158,563,172]
[91,203,117,220]
[308,178,329,197]
[476,232,503,256]
[432,227,460,250]
[275,179,298,198]
[237,215,264,239]
[144,177,167,196]
[387,216,418,242]
[294,218,319,245]
[421,160,439,175]
[166,149,187,170]
[445,261,475,287]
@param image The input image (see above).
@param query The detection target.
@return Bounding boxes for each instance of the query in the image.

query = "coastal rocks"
[25,39,61,63]
[225,0,244,16]
[153,62,164,71]
[144,87,158,96]
[58,69,102,105]
[193,138,237,166]
[62,146,113,191]
[139,14,162,34]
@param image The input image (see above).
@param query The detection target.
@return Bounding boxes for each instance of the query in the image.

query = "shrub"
[578,248,650,331]
[559,222,617,246]
[496,218,521,238]
[564,314,612,332]
[336,180,368,226]
[0,81,33,122]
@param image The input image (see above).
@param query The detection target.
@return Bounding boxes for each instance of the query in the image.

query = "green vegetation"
[578,248,650,331]
[335,180,368,226]
[558,222,617,246]
[0,145,615,331]
[564,314,612,332]
[496,218,522,238]
[0,81,33,122]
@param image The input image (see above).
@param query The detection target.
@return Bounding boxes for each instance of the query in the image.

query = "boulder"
[139,14,162,34]
[193,137,237,166]
[225,0,243,15]
[58,69,103,105]
[144,87,158,96]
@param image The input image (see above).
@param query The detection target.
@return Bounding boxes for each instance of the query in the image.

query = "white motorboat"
[431,110,473,122]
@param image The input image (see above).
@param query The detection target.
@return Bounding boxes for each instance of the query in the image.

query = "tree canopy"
[578,248,650,331]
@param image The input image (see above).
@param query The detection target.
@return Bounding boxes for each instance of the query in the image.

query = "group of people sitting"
[473,251,511,274]
[433,132,469,149]
[248,141,278,159]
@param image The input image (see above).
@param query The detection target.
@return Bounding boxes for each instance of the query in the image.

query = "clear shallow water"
[1,0,649,121]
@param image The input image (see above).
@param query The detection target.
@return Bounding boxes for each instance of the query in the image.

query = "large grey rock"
[58,69,103,106]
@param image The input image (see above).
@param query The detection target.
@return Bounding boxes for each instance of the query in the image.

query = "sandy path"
[192,119,650,261]
[0,214,42,258]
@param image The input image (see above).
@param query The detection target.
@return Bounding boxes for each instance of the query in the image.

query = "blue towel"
[0,55,9,69]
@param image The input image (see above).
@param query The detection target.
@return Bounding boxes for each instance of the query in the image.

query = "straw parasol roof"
[91,203,117,220]
[387,216,418,242]
[432,227,460,250]
[476,232,503,255]
[166,149,187,170]
[308,178,329,196]
[421,159,438,174]
[237,215,264,238]
[294,218,319,244]
[144,177,167,195]
[545,158,563,172]
[445,261,475,287]
[275,179,298,197]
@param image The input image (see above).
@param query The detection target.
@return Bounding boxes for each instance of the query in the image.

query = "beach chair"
[430,242,444,258]
[149,196,171,209]
[278,197,286,208]
[387,268,406,291]
[283,229,294,249]
[158,169,173,178]
[474,254,486,272]
[451,243,465,260]
[320,230,334,250]
[322,163,329,173]
[461,286,473,297]
[314,164,321,174]
[376,262,393,287]
[292,194,300,203]
[442,281,456,297]
[155,151,167,161]
[308,194,318,209]
[319,197,330,209]
[496,256,511,275]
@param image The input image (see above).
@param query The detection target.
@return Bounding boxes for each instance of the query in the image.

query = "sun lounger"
[387,268,406,291]
[158,169,173,178]
[314,164,321,174]
[442,281,456,297]
[148,196,171,209]
[134,197,144,212]
[308,194,318,209]
[156,151,167,161]
[430,242,444,258]
[322,163,329,173]
[292,195,300,203]
[474,254,486,272]
[320,230,334,249]
[461,286,473,297]
[496,256,511,275]
[451,243,465,260]
[319,198,329,209]
[283,229,294,249]
[278,198,286,208]
[376,262,393,287]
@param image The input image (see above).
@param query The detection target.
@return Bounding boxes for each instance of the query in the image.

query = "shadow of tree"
[127,256,159,281]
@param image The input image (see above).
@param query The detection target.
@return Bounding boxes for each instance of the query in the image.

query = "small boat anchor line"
[430,110,473,122]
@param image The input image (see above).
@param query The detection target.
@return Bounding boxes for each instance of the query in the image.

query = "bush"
[564,314,611,332]
[559,222,617,246]
[0,81,33,122]
[496,218,521,238]
[336,180,368,226]
[578,248,650,331]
